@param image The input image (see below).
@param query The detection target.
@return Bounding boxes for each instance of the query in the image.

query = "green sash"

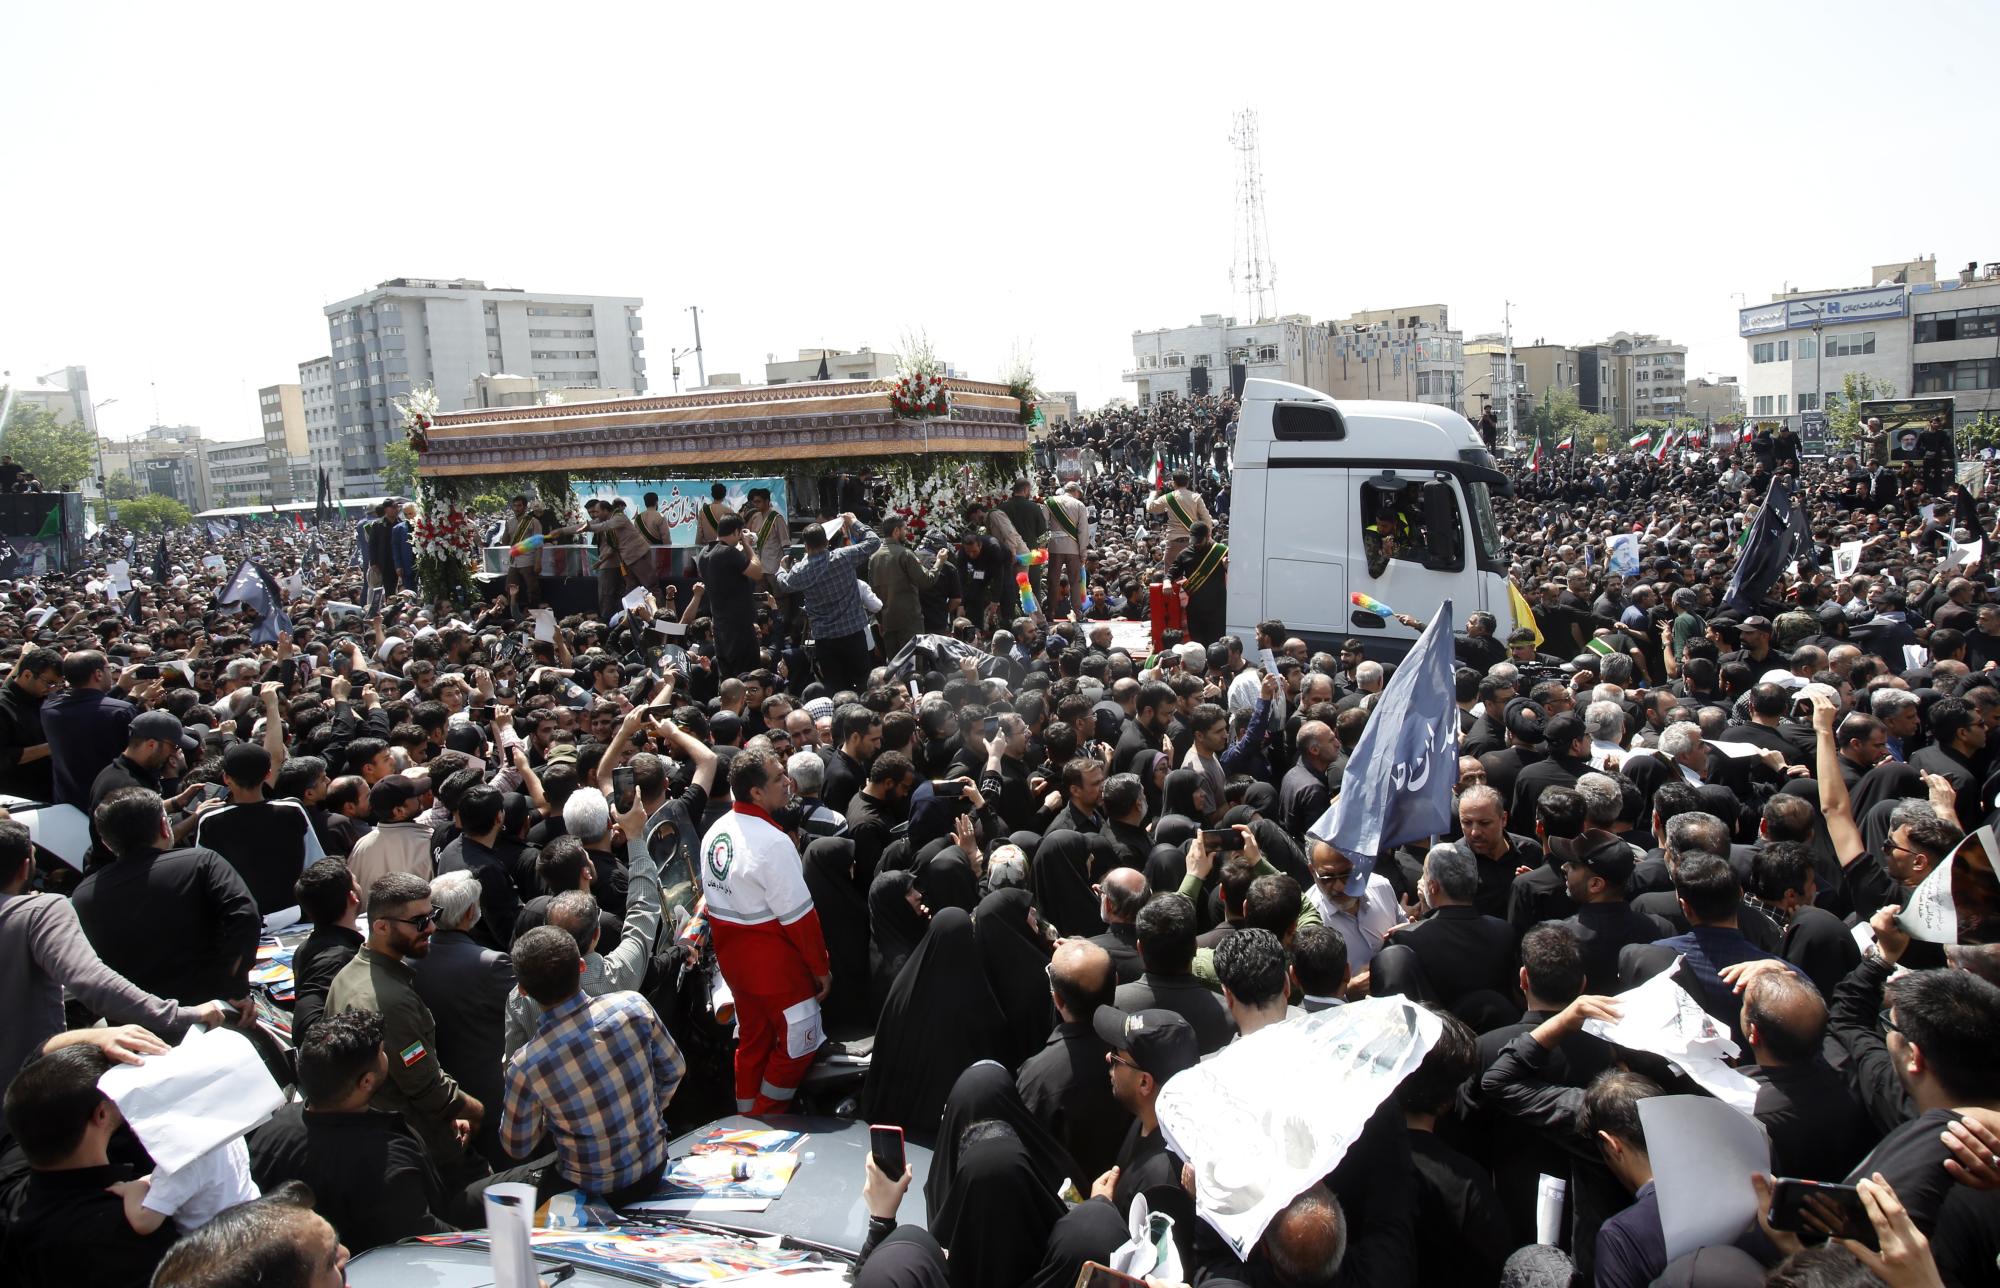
[1185,542,1227,593]
[701,502,720,534]
[1046,498,1082,542]
[1165,490,1195,531]
[755,509,779,548]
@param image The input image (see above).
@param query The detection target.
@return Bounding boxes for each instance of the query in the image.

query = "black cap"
[1092,1006,1200,1083]
[1551,828,1635,884]
[1740,615,1773,633]
[130,709,199,754]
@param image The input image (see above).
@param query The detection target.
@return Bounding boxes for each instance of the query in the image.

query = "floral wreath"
[889,331,949,419]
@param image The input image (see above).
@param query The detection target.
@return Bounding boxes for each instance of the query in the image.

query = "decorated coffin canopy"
[414,378,1027,479]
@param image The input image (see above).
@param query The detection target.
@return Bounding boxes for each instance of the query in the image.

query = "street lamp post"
[90,398,118,497]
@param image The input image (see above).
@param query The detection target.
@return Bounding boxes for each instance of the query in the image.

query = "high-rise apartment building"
[256,383,310,502]
[298,356,339,486]
[323,277,645,491]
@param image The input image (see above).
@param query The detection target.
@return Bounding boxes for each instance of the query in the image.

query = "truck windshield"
[1465,480,1505,570]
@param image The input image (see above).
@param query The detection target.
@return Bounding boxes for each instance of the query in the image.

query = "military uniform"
[1146,486,1213,566]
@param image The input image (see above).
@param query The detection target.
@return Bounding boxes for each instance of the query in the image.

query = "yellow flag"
[1507,580,1543,648]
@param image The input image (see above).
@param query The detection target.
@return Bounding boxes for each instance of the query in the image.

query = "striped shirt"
[500,990,685,1195]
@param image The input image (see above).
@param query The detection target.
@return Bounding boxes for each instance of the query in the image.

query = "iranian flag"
[1629,428,1655,449]
[1529,432,1546,473]
[1651,428,1674,462]
[1557,433,1575,451]
[1151,450,1166,490]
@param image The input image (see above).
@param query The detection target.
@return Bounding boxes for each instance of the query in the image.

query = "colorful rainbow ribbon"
[1350,591,1395,617]
[1016,547,1048,567]
[510,532,545,557]
[1015,569,1038,615]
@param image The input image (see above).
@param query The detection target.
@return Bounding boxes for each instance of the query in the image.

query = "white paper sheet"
[1832,541,1864,580]
[1900,825,1994,944]
[1258,648,1282,678]
[1639,1095,1770,1263]
[621,585,650,613]
[1581,956,1761,1114]
[1903,645,1931,671]
[531,608,557,643]
[98,1027,285,1172]
[1535,1174,1567,1246]
[483,1182,539,1288]
[1157,998,1442,1260]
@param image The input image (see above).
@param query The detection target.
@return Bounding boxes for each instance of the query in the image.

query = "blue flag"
[215,559,292,645]
[1308,600,1460,886]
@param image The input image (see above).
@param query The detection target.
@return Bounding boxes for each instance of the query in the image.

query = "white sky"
[6,1,1996,445]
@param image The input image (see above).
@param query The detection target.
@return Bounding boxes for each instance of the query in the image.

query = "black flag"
[814,350,830,380]
[315,467,331,524]
[153,535,169,589]
[1723,476,1802,612]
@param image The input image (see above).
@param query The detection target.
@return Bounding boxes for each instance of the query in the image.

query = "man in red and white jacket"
[699,749,831,1114]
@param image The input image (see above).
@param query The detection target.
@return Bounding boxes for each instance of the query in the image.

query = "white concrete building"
[256,383,310,502]
[1125,315,1312,405]
[765,347,902,385]
[1909,262,2000,424]
[323,277,645,491]
[203,438,272,510]
[298,356,339,485]
[1739,284,1911,427]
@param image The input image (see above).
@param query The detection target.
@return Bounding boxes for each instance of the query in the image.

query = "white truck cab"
[1225,379,1521,659]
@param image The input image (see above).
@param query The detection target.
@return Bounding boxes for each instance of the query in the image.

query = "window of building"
[1193,354,1212,368]
[1914,358,2000,393]
[1796,336,1817,360]
[1775,341,1788,361]
[1163,352,1185,367]
[1257,345,1278,362]
[1753,342,1776,363]
[1798,392,1819,411]
[1777,395,1788,414]
[1914,306,2000,343]
[1826,331,1876,357]
[1753,395,1775,415]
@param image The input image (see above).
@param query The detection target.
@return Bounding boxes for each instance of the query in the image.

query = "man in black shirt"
[1089,868,1147,985]
[1089,1004,1201,1217]
[247,1009,454,1251]
[72,786,261,1017]
[821,704,879,821]
[291,859,364,1045]
[697,516,764,678]
[1397,1014,1511,1288]
[1111,682,1172,774]
[1016,939,1129,1182]
[844,751,912,894]
[434,783,521,952]
[1555,829,1672,993]
[192,740,325,916]
[2,1040,181,1286]
[0,646,62,801]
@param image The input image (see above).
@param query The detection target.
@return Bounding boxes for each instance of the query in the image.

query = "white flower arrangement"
[396,385,441,451]
[890,329,949,419]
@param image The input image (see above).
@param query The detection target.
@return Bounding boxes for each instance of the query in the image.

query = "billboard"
[568,477,789,546]
[1738,285,1909,336]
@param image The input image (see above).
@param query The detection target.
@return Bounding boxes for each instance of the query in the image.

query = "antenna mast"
[1228,110,1276,322]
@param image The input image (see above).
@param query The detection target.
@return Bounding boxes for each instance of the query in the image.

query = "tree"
[1961,412,2000,453]
[116,495,191,533]
[1828,372,1898,444]
[1525,388,1612,451]
[0,400,94,490]
[382,439,418,498]
[105,474,140,501]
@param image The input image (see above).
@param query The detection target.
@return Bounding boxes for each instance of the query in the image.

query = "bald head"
[1297,720,1335,769]
[1048,939,1115,1023]
[1742,970,1826,1065]
[1100,867,1150,925]
[1263,1183,1347,1284]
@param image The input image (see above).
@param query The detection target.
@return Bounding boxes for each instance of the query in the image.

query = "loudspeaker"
[1189,365,1210,396]
[1229,363,1247,397]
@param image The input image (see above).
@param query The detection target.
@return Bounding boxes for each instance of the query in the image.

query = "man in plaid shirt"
[500,926,686,1202]
[774,512,881,693]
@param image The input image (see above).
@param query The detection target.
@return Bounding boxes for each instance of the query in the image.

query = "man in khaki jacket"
[1045,482,1091,618]
[1145,469,1214,567]
[867,516,944,661]
[557,498,658,622]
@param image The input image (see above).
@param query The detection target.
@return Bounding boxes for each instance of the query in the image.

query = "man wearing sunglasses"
[326,871,485,1190]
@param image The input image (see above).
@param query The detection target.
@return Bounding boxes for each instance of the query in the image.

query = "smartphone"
[931,779,965,799]
[1199,827,1246,853]
[131,664,161,681]
[982,715,1000,738]
[1766,1179,1876,1249]
[612,765,637,814]
[869,1124,906,1181]
[201,782,229,803]
[365,586,384,615]
[1073,1265,1149,1288]
[471,705,494,725]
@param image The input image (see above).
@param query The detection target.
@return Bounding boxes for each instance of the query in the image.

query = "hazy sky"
[6,1,1996,445]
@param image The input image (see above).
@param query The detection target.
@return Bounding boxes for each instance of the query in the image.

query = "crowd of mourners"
[0,390,1998,1288]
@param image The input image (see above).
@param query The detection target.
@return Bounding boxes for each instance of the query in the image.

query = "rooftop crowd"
[0,393,1997,1288]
